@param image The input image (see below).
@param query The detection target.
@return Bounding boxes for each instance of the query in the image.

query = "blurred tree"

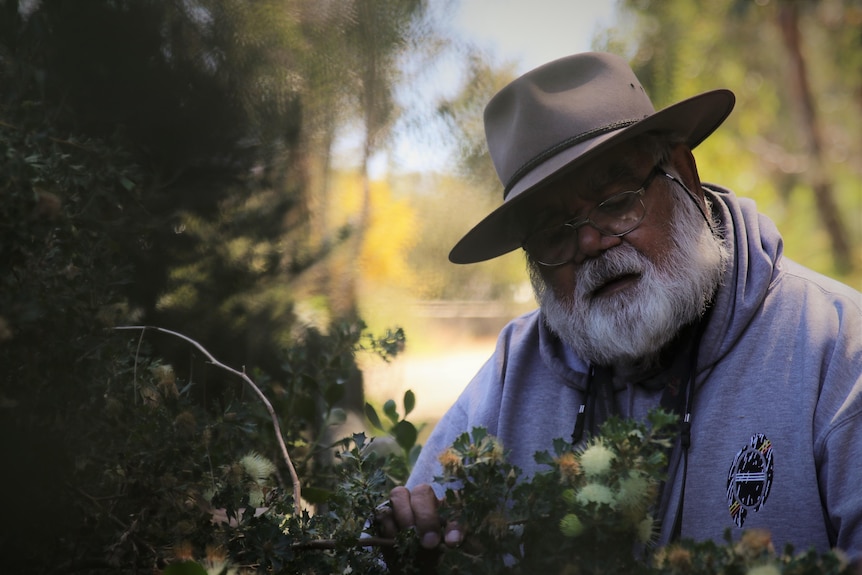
[409,52,530,307]
[606,0,861,281]
[331,0,429,320]
[775,0,852,272]
[293,0,434,411]
[436,52,518,187]
[0,0,437,571]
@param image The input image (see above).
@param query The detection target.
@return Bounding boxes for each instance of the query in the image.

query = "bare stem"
[114,325,302,516]
[294,536,396,550]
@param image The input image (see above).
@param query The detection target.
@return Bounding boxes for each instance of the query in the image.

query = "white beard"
[531,194,729,367]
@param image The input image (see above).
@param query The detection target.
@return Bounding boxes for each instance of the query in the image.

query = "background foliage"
[0,0,859,572]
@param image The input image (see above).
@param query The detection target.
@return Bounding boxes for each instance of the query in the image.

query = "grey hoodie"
[406,185,862,558]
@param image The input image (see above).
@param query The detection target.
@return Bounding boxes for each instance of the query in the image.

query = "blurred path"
[363,339,496,427]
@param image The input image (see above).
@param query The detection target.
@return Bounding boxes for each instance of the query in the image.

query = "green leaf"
[164,561,208,575]
[365,403,384,431]
[392,420,418,452]
[533,450,555,466]
[383,399,399,424]
[403,389,415,416]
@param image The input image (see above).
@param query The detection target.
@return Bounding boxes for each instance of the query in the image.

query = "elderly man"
[379,52,862,561]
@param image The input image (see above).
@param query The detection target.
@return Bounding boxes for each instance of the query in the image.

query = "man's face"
[524,142,727,366]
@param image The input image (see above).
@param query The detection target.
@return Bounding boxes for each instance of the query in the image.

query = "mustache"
[576,245,648,296]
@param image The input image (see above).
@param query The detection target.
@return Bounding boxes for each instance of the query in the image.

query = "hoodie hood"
[696,185,784,379]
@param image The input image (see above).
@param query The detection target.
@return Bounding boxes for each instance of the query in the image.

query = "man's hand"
[377,484,463,549]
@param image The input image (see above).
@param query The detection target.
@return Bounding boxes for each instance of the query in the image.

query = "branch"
[114,325,302,516]
[293,536,396,550]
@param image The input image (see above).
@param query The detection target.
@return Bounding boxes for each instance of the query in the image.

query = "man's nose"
[570,223,623,265]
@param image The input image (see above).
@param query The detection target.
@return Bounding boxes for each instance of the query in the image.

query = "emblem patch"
[726,434,773,527]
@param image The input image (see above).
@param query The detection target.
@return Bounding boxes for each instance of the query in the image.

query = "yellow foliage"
[331,171,419,290]
[360,180,418,287]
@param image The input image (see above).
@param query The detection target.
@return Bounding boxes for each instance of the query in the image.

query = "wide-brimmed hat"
[448,52,735,264]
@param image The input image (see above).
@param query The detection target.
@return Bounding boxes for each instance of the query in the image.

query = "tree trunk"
[777,2,853,273]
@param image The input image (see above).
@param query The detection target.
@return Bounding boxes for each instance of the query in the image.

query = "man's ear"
[669,144,704,200]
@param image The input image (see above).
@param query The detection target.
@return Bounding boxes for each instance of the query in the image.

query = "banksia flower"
[735,529,775,560]
[661,545,692,571]
[559,513,584,538]
[240,452,275,508]
[745,564,781,575]
[616,472,651,516]
[240,451,276,486]
[637,515,657,545]
[438,448,463,475]
[174,411,197,438]
[556,452,581,482]
[173,541,194,561]
[32,189,62,220]
[152,364,178,398]
[579,440,615,478]
[576,483,616,508]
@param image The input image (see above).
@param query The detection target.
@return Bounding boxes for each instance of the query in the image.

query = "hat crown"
[449,51,735,264]
[485,52,656,197]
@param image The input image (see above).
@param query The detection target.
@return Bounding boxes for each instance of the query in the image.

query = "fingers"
[385,486,412,530]
[382,484,464,550]
[410,484,441,549]
[384,484,448,550]
[444,519,463,547]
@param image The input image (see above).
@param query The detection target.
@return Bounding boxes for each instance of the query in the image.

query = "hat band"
[503,119,640,198]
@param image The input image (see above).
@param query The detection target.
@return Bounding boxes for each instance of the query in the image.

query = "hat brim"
[449,88,735,264]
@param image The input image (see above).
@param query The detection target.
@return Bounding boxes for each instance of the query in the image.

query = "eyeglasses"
[523,165,662,267]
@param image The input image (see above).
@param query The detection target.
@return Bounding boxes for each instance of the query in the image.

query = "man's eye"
[598,192,637,214]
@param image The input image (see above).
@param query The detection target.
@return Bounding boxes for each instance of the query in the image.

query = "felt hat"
[448,52,735,264]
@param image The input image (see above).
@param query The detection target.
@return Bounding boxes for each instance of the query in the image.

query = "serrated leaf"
[533,450,555,466]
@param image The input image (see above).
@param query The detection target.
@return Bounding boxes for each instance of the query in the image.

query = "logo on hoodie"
[726,434,774,527]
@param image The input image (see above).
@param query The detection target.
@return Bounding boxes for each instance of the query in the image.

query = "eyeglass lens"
[524,166,659,266]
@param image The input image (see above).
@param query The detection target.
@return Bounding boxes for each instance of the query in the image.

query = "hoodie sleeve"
[811,280,862,559]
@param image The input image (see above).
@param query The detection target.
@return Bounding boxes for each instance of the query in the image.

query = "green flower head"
[745,564,781,575]
[576,482,616,507]
[616,472,651,513]
[560,513,584,538]
[579,441,616,477]
[637,515,656,544]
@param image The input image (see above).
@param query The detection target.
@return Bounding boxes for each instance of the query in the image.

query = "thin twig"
[133,328,145,405]
[293,536,396,550]
[114,325,302,516]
